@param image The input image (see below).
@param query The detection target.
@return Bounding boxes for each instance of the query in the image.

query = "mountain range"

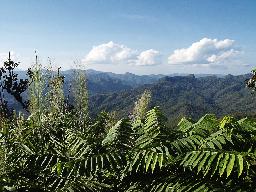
[5,69,256,125]
[86,71,255,125]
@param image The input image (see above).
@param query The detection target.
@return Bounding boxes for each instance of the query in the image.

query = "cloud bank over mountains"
[82,38,241,68]
[168,38,240,66]
[0,38,243,74]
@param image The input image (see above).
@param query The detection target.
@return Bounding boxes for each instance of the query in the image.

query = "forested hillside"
[86,69,165,88]
[90,74,256,124]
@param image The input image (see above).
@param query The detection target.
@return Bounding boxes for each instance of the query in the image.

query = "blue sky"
[0,0,256,74]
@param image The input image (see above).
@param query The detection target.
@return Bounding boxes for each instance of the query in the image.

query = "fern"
[238,117,256,133]
[129,146,173,173]
[189,114,219,137]
[177,117,194,133]
[180,150,250,178]
[171,135,203,153]
[51,152,125,178]
[102,119,134,149]
[149,172,213,192]
[202,129,232,150]
[135,107,167,148]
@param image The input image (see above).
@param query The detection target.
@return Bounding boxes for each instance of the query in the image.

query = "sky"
[0,0,256,75]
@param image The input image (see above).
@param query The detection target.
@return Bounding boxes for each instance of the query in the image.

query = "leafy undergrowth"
[1,106,256,191]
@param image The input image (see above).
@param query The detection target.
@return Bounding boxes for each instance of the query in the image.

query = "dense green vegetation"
[1,56,256,191]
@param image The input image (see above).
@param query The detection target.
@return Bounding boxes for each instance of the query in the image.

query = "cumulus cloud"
[83,41,136,64]
[83,41,161,66]
[136,49,161,66]
[168,38,240,65]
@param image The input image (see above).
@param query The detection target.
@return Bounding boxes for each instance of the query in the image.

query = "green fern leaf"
[151,152,158,172]
[146,151,154,171]
[212,153,223,176]
[219,153,229,177]
[158,153,164,169]
[181,152,192,165]
[212,139,222,149]
[197,151,211,173]
[177,117,193,132]
[192,152,206,169]
[226,154,235,177]
[184,151,201,168]
[237,154,243,177]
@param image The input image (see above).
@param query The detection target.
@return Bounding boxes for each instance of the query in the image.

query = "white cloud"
[83,41,136,64]
[168,38,240,65]
[136,49,161,66]
[83,41,161,66]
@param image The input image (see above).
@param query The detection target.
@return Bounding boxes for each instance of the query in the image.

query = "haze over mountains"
[6,69,255,125]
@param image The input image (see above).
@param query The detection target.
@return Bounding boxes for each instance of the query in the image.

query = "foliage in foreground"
[1,59,256,191]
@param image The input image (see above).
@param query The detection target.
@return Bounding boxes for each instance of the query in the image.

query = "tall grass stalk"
[72,63,89,128]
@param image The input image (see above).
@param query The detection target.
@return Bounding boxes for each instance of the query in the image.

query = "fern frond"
[171,135,203,153]
[180,150,250,178]
[52,151,125,178]
[238,118,256,133]
[177,117,194,133]
[102,119,134,149]
[202,129,232,150]
[150,174,211,192]
[129,146,173,173]
[189,114,218,137]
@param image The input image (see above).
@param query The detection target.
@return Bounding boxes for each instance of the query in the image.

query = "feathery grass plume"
[132,90,151,120]
[28,53,45,124]
[71,61,89,126]
[46,66,65,116]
